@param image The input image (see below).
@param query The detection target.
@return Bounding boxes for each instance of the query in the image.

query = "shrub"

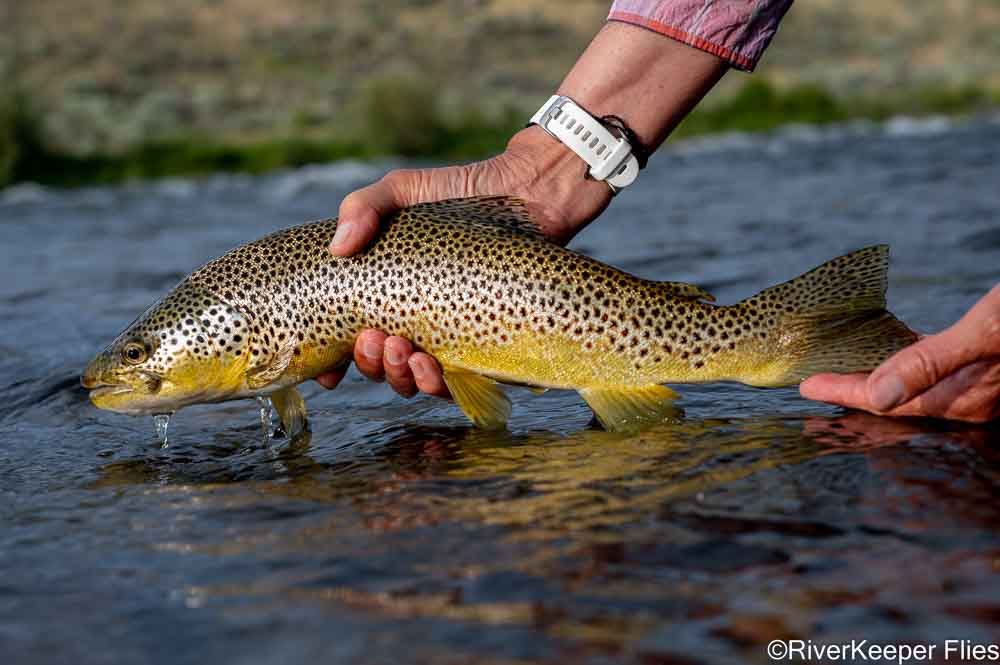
[0,94,49,187]
[356,74,453,157]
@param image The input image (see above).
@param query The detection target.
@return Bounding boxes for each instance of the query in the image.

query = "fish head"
[82,283,253,415]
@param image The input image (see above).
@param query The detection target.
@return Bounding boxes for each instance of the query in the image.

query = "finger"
[315,367,348,390]
[329,181,395,256]
[383,336,417,398]
[353,330,387,382]
[800,372,937,418]
[800,373,873,409]
[329,165,492,257]
[890,359,1000,422]
[409,353,451,399]
[866,287,1000,411]
[802,363,1000,422]
[866,331,982,412]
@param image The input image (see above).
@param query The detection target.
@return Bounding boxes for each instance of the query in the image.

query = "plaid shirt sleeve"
[607,0,793,71]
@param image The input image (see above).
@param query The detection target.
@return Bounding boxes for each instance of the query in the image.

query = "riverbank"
[2,79,997,189]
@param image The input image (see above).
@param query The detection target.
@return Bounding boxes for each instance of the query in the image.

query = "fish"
[81,196,917,434]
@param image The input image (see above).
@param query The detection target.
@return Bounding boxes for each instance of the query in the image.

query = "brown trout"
[81,196,916,433]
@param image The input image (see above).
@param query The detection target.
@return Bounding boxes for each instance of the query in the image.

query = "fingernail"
[411,359,426,380]
[386,347,405,366]
[330,221,355,252]
[361,339,381,361]
[870,375,905,411]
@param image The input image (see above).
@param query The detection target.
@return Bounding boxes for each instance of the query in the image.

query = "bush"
[352,73,524,159]
[0,94,49,187]
[357,74,453,157]
[676,80,847,137]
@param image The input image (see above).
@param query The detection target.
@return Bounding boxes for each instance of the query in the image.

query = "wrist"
[499,126,613,242]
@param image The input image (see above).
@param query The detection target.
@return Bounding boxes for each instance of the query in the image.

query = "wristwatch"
[529,95,641,193]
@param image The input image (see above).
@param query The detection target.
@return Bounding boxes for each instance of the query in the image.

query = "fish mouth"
[89,385,134,399]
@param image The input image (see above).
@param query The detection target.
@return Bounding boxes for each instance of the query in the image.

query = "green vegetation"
[356,75,524,159]
[674,80,997,137]
[0,94,51,187]
[1,79,996,190]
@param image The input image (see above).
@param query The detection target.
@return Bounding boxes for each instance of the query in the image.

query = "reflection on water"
[77,411,1000,661]
[2,120,1000,664]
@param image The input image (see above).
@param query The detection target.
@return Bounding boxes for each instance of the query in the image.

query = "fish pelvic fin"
[270,386,308,437]
[579,385,683,433]
[442,368,512,430]
[747,245,918,386]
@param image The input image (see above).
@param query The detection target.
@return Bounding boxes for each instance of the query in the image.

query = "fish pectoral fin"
[246,341,296,390]
[442,368,512,430]
[270,386,308,437]
[578,385,683,433]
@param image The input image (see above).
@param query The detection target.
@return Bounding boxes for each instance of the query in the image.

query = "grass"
[673,80,997,137]
[2,79,996,190]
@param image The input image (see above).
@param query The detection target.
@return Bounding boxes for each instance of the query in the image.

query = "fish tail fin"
[744,245,918,386]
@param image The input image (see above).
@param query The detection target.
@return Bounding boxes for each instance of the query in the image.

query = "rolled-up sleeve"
[608,0,793,71]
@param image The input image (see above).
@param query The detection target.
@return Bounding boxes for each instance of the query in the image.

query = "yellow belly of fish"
[283,340,355,385]
[424,326,796,390]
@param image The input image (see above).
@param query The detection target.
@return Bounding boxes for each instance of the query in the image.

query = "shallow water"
[2,118,999,664]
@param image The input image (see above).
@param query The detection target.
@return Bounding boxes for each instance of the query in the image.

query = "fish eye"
[122,342,148,365]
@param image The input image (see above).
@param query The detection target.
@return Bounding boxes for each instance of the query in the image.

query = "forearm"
[497,21,727,239]
[556,21,728,152]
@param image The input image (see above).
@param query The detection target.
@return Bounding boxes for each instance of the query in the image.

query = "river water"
[2,118,999,664]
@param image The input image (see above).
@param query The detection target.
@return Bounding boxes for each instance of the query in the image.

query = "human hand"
[327,125,613,255]
[315,21,728,397]
[315,126,613,396]
[800,285,1000,423]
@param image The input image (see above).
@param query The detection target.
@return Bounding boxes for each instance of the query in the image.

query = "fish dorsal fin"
[402,196,545,239]
[270,386,308,437]
[659,281,716,302]
[578,385,683,433]
[442,367,512,430]
[246,339,296,390]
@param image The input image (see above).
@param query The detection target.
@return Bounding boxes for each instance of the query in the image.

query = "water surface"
[2,118,999,664]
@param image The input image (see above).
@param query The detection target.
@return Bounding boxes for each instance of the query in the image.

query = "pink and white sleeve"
[608,0,793,71]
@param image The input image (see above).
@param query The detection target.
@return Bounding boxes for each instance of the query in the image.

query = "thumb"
[329,165,482,257]
[866,294,998,411]
[329,176,404,256]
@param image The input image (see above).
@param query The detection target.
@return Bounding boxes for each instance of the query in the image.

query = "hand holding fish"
[801,284,1000,423]
[318,22,727,397]
[316,126,612,397]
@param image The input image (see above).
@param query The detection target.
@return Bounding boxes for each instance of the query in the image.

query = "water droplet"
[257,396,275,439]
[153,414,171,448]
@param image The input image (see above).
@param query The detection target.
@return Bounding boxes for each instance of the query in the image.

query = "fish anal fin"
[246,341,296,390]
[442,368,512,430]
[579,385,683,433]
[270,386,308,437]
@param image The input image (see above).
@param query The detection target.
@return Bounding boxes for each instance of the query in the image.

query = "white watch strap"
[529,95,639,190]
